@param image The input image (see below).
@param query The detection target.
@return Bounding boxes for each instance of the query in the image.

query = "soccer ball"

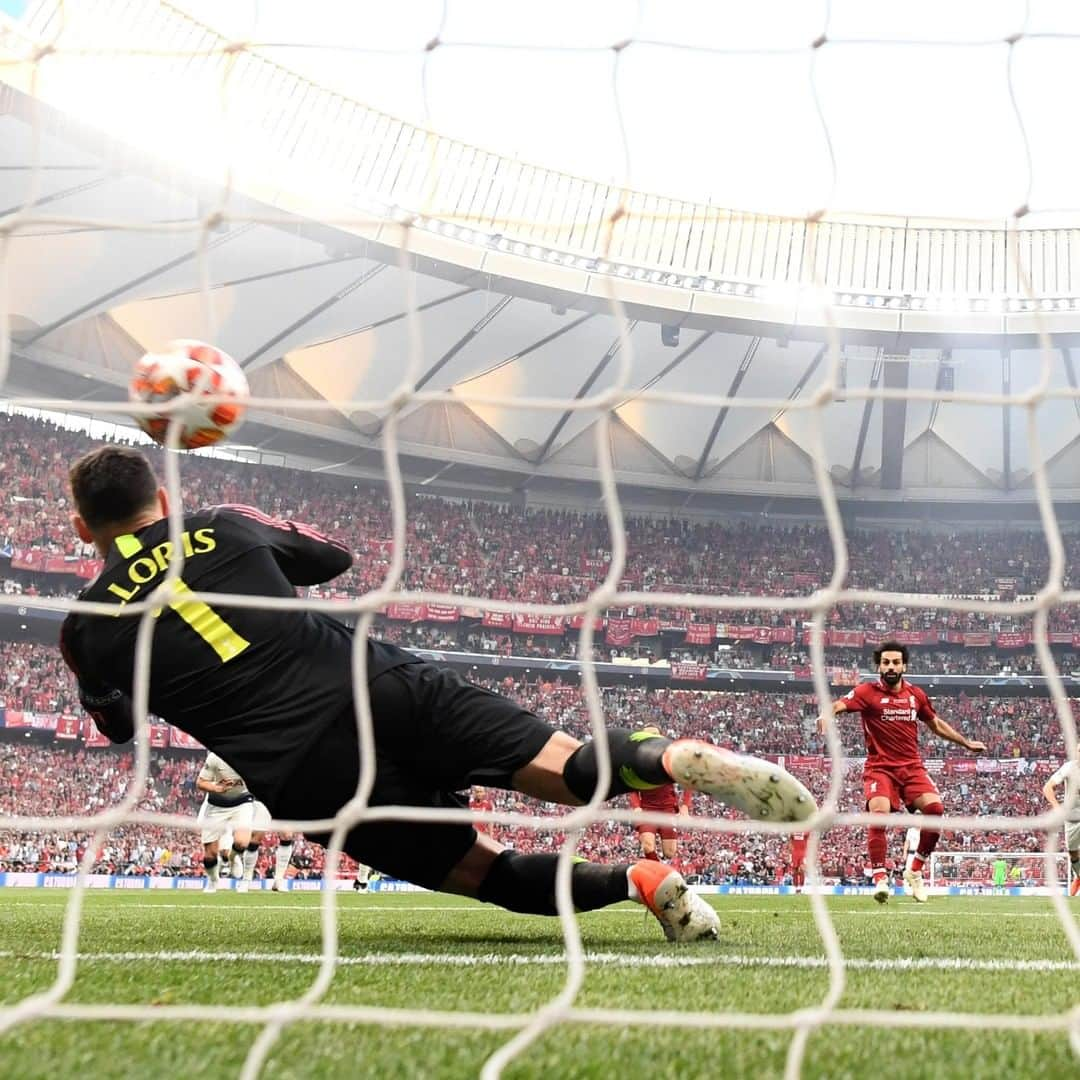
[129,340,248,450]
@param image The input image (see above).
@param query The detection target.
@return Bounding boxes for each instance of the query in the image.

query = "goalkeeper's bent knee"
[562,727,672,802]
[477,851,630,915]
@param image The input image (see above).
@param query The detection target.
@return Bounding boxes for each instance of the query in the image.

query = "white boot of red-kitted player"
[872,871,890,904]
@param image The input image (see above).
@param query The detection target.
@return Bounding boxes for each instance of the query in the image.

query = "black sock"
[562,727,672,802]
[477,852,630,915]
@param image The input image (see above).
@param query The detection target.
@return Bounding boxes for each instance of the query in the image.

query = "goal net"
[0,1,1078,1077]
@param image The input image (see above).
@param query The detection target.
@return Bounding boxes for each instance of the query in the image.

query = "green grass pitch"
[0,890,1076,1078]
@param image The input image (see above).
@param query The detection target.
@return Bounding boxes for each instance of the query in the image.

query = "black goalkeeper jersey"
[59,504,419,805]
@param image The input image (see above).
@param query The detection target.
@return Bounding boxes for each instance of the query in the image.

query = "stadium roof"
[104,1,1080,223]
[4,2,1080,509]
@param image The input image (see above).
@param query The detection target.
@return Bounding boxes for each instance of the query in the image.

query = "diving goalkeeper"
[59,446,814,941]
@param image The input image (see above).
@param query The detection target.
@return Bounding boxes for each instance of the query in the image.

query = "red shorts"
[863,763,939,811]
[790,840,807,866]
[636,823,677,841]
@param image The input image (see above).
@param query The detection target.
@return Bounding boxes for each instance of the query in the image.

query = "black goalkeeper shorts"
[273,661,556,890]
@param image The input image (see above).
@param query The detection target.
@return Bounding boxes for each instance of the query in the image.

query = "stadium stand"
[0,652,1067,883]
[0,734,1056,885]
[0,415,1074,888]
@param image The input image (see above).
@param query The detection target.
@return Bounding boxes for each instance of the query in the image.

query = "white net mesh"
[0,1,1078,1076]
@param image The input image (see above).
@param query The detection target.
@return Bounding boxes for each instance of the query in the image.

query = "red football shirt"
[629,784,693,814]
[840,678,936,768]
[470,794,494,833]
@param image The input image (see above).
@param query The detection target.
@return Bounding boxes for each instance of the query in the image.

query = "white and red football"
[129,340,248,450]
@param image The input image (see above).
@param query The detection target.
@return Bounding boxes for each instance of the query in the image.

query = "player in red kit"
[629,726,692,861]
[628,787,692,860]
[470,786,495,834]
[789,833,807,892]
[819,640,985,905]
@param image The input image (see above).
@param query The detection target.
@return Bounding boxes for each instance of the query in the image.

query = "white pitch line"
[4,901,1075,919]
[0,948,1077,974]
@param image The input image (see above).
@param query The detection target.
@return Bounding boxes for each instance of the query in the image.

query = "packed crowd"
[371,622,1080,675]
[0,662,1073,883]
[762,646,1076,676]
[0,744,348,879]
[2,411,1080,610]
[0,641,79,714]
[0,412,1075,885]
[464,675,1074,760]
[0,638,1074,761]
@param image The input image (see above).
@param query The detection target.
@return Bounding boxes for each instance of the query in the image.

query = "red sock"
[913,800,944,871]
[868,825,888,870]
[794,868,805,887]
[644,851,661,862]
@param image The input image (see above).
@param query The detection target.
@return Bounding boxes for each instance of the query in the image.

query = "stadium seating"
[0,414,1073,884]
[3,414,1080,672]
[0,661,1066,881]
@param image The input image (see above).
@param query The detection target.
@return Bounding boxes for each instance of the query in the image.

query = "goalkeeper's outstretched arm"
[215,504,353,585]
[922,712,986,753]
[817,697,850,735]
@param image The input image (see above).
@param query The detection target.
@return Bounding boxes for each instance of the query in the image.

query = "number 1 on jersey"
[168,579,250,662]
